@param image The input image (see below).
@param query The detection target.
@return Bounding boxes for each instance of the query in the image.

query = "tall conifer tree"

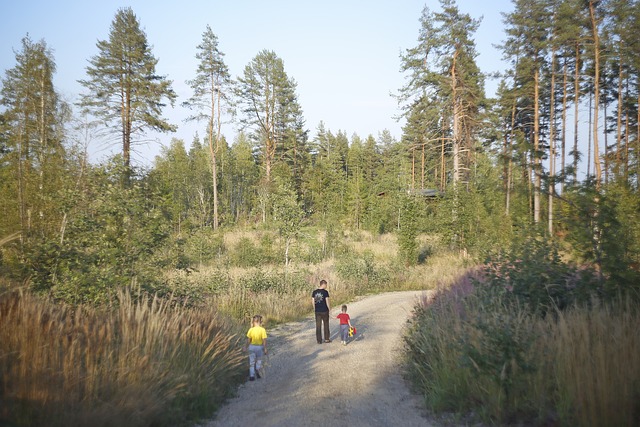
[236,50,305,222]
[236,50,304,184]
[78,7,176,181]
[183,25,233,230]
[398,0,484,188]
[1,35,67,240]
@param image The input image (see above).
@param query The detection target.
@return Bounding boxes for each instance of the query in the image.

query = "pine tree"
[183,25,233,230]
[0,35,67,241]
[604,0,639,182]
[398,0,484,188]
[236,50,306,222]
[78,7,176,181]
[303,127,348,222]
[587,0,605,187]
[236,50,303,184]
[149,138,193,233]
[346,134,369,229]
[501,0,553,224]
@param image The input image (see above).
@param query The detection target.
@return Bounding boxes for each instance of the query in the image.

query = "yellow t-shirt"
[246,326,267,345]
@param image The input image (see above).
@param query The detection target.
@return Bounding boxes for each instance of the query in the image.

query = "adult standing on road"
[312,279,331,343]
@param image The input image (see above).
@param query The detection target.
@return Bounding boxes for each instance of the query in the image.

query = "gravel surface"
[200,290,438,427]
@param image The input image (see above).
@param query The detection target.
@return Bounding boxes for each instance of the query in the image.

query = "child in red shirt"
[336,305,353,345]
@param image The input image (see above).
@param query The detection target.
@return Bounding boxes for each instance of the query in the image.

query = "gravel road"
[201,290,437,427]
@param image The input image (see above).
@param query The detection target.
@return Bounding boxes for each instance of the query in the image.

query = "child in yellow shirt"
[245,314,268,381]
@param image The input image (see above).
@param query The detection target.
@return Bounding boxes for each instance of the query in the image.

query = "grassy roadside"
[404,249,640,426]
[1,231,469,426]
[0,288,246,427]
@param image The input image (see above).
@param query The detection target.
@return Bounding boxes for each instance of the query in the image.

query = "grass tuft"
[0,288,245,427]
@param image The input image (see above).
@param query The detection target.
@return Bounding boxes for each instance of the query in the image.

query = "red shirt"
[337,313,350,325]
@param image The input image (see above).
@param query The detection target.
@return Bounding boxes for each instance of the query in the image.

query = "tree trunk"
[411,146,416,190]
[561,58,568,195]
[588,90,592,178]
[506,99,516,216]
[209,125,218,230]
[421,142,425,190]
[209,79,221,230]
[626,91,640,180]
[533,67,541,224]
[123,83,130,170]
[264,78,275,183]
[440,122,446,191]
[589,0,602,188]
[616,61,623,178]
[549,50,557,235]
[451,49,461,186]
[17,128,27,237]
[573,44,581,184]
[38,73,47,228]
[285,237,290,269]
[604,93,609,185]
[636,91,639,182]
[123,83,132,185]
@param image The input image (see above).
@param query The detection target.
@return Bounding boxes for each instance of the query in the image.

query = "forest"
[1,0,639,426]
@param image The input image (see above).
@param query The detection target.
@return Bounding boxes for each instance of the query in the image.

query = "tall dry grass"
[189,247,467,325]
[198,263,344,325]
[406,279,640,426]
[390,250,471,291]
[0,288,245,427]
[551,299,640,427]
[345,230,398,261]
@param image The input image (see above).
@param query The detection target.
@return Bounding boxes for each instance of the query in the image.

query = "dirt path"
[200,290,437,427]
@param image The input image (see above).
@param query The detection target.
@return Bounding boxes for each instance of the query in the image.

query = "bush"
[335,250,390,291]
[479,236,602,314]
[158,268,232,306]
[239,269,282,293]
[211,269,312,323]
[183,229,226,267]
[228,234,279,268]
[230,237,264,267]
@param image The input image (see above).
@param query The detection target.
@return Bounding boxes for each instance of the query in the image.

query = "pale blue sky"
[1,0,514,164]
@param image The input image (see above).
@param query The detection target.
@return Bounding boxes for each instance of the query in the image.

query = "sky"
[1,0,514,165]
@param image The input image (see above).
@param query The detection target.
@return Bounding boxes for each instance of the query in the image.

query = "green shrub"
[238,269,309,295]
[562,181,640,298]
[456,294,539,419]
[398,194,419,266]
[239,269,281,293]
[480,237,602,314]
[417,243,434,264]
[183,229,226,267]
[230,237,264,267]
[228,234,279,268]
[335,250,390,291]
[158,268,232,306]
